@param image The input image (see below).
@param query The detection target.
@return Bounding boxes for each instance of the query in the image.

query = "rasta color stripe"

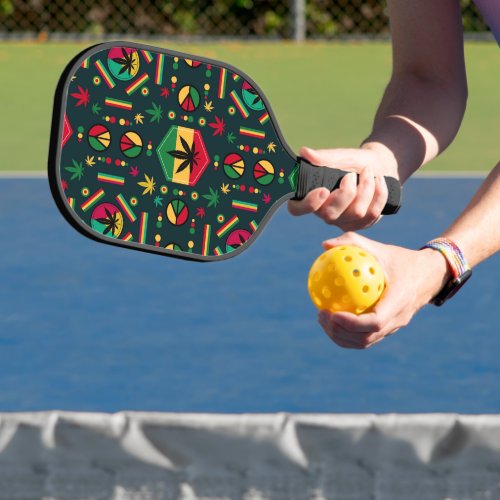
[104,98,132,110]
[115,194,137,222]
[141,50,153,63]
[67,197,75,209]
[125,73,150,95]
[216,215,239,238]
[81,58,89,69]
[258,112,270,125]
[232,200,258,212]
[97,173,125,185]
[155,53,164,84]
[94,60,115,89]
[202,224,211,256]
[422,238,471,278]
[232,73,240,81]
[81,188,105,212]
[239,127,265,139]
[122,232,133,241]
[139,212,148,244]
[218,68,227,99]
[230,91,249,119]
[249,220,258,232]
[214,246,223,256]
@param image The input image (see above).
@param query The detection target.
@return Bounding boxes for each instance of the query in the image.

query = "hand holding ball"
[308,245,385,314]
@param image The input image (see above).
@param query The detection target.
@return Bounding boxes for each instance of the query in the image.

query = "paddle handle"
[293,158,402,215]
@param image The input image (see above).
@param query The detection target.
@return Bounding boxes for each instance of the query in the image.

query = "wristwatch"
[421,238,472,306]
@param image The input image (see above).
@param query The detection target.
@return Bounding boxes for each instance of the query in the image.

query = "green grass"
[0,40,497,172]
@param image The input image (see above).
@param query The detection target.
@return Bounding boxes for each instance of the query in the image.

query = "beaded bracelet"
[421,237,472,306]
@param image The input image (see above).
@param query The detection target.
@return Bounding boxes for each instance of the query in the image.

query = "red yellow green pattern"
[50,42,304,261]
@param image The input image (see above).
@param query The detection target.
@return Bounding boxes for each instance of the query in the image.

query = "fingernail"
[318,189,329,201]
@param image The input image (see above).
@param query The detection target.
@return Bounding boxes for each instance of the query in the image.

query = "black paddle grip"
[293,158,402,215]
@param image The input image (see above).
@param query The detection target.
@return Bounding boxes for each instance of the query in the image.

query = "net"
[1,412,500,499]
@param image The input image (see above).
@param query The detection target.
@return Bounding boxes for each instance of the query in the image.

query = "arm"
[364,0,468,181]
[318,162,500,349]
[288,0,468,227]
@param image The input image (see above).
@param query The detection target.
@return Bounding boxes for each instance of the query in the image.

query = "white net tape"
[1,412,500,499]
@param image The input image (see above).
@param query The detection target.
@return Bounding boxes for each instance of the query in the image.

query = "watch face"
[432,269,472,306]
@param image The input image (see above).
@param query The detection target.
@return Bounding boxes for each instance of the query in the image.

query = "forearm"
[441,162,500,267]
[361,0,467,183]
[418,162,500,303]
[362,73,467,182]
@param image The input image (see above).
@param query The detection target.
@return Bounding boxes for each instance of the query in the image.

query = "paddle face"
[49,41,300,261]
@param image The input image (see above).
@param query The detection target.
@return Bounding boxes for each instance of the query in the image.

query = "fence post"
[293,0,306,41]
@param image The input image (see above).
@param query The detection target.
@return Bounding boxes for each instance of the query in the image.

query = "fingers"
[288,187,330,216]
[328,168,386,231]
[314,172,358,224]
[299,146,362,169]
[287,147,389,230]
[367,175,389,221]
[318,310,397,349]
[322,231,378,253]
[288,147,333,216]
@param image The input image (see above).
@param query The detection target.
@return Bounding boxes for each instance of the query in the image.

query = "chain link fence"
[0,0,491,39]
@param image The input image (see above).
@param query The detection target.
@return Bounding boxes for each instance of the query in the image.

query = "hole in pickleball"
[344,256,352,262]
[359,251,366,257]
[313,294,322,308]
[342,295,351,304]
[362,285,369,293]
[334,277,344,287]
[322,286,332,299]
[378,284,382,291]
[313,271,321,282]
[356,306,365,314]
[352,269,360,277]
[369,267,376,275]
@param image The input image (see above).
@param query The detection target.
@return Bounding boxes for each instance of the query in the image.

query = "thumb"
[322,231,369,250]
[299,147,365,170]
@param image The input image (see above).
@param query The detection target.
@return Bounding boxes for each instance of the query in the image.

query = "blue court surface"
[0,176,498,413]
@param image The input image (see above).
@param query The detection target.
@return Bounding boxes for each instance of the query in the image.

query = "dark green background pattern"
[56,42,299,261]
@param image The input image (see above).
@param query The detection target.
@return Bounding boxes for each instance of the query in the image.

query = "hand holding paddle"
[289,145,399,231]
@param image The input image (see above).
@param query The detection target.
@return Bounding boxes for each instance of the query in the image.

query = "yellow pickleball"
[308,245,385,314]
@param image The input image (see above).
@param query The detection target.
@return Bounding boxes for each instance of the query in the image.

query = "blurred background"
[0,1,497,176]
[0,0,492,40]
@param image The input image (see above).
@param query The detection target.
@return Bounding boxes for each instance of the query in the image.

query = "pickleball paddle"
[48,41,401,262]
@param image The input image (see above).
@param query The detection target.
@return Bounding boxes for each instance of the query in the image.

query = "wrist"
[418,247,453,303]
[420,238,472,306]
[361,141,399,178]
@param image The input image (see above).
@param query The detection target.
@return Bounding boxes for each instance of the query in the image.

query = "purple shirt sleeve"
[473,0,500,45]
